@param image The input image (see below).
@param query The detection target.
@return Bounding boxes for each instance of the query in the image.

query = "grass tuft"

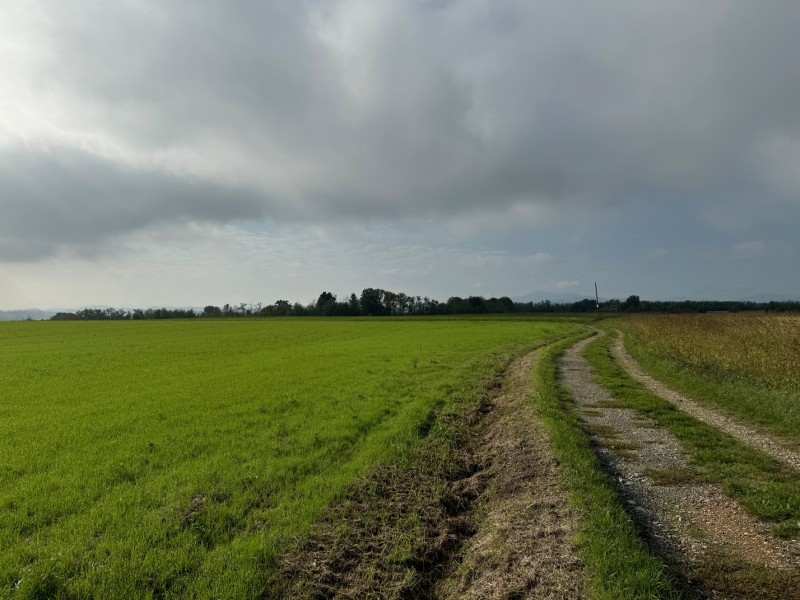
[642,469,699,487]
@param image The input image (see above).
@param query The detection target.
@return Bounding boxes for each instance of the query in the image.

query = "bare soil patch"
[560,334,800,599]
[612,331,800,472]
[277,350,584,599]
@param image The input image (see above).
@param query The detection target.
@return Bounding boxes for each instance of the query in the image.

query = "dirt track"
[559,332,800,599]
[611,330,800,472]
[279,348,585,599]
[436,350,584,599]
[279,332,800,599]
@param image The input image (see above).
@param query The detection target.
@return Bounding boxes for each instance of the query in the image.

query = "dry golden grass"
[622,313,800,395]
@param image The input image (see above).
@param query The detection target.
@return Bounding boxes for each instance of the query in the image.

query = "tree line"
[49,290,800,321]
[50,307,201,321]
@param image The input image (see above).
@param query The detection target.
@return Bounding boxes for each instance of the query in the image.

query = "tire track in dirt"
[436,350,584,599]
[279,346,585,599]
[611,330,800,472]
[559,333,800,600]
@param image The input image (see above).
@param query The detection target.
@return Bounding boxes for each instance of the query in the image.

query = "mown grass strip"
[584,330,800,539]
[532,332,680,600]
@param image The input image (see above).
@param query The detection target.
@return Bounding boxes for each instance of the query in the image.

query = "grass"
[641,469,699,487]
[584,330,800,540]
[278,341,509,598]
[0,318,581,599]
[619,314,800,443]
[531,332,680,599]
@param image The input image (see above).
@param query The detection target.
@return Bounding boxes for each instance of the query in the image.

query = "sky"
[2,1,800,310]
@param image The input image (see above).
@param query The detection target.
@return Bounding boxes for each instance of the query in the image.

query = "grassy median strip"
[532,332,679,599]
[584,331,800,539]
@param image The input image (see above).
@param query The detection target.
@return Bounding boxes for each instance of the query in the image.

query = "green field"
[0,318,579,598]
[619,314,800,442]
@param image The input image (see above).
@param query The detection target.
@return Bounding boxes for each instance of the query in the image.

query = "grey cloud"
[6,0,800,255]
[0,146,266,260]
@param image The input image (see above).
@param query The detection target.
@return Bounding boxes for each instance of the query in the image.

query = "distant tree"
[202,305,223,318]
[396,292,410,315]
[420,296,435,315]
[498,296,514,312]
[50,312,79,321]
[570,299,597,312]
[360,288,384,316]
[484,296,514,313]
[445,296,468,314]
[621,295,641,312]
[468,296,488,313]
[315,291,337,316]
[378,291,393,315]
[266,299,291,316]
[316,291,334,307]
[412,296,422,315]
[347,293,360,316]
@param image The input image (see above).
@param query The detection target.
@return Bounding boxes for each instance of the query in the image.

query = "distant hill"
[0,309,57,321]
[511,291,600,304]
[0,306,206,321]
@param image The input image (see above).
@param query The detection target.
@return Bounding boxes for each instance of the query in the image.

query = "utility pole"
[595,282,600,319]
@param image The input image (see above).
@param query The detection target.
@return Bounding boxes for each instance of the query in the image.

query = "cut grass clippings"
[532,332,680,599]
[584,330,800,540]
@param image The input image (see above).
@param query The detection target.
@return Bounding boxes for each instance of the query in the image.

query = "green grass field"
[0,318,579,599]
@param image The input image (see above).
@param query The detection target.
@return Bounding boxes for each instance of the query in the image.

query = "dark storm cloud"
[5,0,800,258]
[0,146,265,260]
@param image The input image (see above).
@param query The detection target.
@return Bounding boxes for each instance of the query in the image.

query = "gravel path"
[611,330,800,472]
[559,333,800,599]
